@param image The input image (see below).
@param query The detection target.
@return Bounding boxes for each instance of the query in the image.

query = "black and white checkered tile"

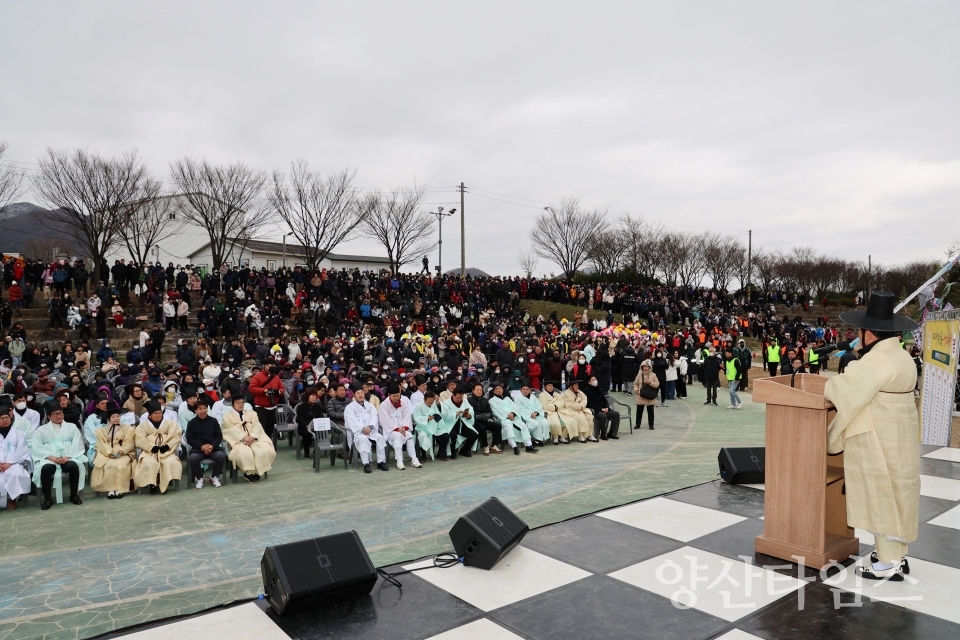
[122,444,960,640]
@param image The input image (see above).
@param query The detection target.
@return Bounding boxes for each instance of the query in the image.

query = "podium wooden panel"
[752,373,860,568]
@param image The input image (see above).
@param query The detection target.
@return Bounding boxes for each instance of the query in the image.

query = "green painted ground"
[0,386,765,640]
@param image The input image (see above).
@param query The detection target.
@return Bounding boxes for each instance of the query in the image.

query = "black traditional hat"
[839,291,919,332]
[144,400,162,414]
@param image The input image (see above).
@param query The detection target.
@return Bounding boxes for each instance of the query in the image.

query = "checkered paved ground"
[118,444,960,640]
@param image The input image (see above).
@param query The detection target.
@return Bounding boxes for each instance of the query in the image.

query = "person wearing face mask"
[248,363,285,437]
[11,391,40,438]
[651,350,669,407]
[569,351,592,385]
[822,292,921,581]
[134,400,183,494]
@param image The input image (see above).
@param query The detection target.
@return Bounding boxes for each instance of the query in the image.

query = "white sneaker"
[211,476,222,488]
[727,405,736,409]
[195,478,205,490]
[397,460,405,470]
[411,460,421,468]
[736,403,743,410]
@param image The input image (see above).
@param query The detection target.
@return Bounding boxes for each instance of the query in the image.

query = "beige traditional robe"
[91,423,136,494]
[559,388,592,437]
[134,419,183,492]
[540,389,577,440]
[221,409,276,475]
[823,338,920,541]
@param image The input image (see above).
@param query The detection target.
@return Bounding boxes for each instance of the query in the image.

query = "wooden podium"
[752,373,860,568]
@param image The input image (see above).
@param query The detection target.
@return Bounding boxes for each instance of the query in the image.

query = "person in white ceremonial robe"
[488,381,539,455]
[344,389,387,474]
[11,391,41,437]
[515,380,549,445]
[0,409,32,511]
[377,382,421,470]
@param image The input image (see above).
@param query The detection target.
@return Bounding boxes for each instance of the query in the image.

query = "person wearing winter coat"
[633,360,660,430]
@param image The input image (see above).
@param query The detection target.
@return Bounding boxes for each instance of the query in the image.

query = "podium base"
[755,533,861,569]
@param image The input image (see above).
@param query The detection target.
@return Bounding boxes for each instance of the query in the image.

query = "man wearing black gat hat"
[823,291,920,582]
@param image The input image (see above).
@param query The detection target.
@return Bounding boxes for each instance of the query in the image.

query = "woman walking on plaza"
[634,360,659,430]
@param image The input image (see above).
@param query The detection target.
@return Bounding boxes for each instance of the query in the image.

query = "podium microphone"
[811,340,851,356]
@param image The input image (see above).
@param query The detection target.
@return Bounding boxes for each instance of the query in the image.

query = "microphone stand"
[790,363,810,388]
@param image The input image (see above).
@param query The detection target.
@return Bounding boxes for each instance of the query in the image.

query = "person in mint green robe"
[82,396,111,461]
[514,383,549,444]
[488,382,538,455]
[413,391,447,460]
[440,388,478,459]
[31,404,87,508]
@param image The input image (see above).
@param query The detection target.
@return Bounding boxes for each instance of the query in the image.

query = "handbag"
[638,382,658,400]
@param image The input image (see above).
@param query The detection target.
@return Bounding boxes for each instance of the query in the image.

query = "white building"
[106,195,391,273]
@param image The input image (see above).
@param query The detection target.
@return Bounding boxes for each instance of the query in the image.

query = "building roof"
[190,238,392,264]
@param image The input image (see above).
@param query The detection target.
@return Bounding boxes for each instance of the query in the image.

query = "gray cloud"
[2,1,958,275]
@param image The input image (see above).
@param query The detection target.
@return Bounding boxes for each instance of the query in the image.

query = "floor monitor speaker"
[449,497,529,570]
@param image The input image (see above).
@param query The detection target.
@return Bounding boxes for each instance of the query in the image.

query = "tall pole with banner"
[921,309,960,446]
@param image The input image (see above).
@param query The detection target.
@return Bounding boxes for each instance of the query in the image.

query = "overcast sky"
[2,1,958,276]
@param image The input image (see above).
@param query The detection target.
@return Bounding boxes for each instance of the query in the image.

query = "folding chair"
[312,421,348,472]
[271,404,299,456]
[606,394,633,434]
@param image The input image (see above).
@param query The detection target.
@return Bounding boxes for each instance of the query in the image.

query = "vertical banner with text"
[921,319,960,446]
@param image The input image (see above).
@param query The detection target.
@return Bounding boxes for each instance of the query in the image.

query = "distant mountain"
[444,267,492,277]
[0,201,78,257]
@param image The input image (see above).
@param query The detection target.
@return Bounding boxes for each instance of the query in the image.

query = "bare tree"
[516,250,539,279]
[361,185,435,272]
[119,184,184,265]
[0,142,26,209]
[530,197,608,280]
[703,233,743,292]
[169,158,268,272]
[22,237,78,262]
[585,231,624,278]
[33,148,151,284]
[669,231,709,291]
[752,250,779,294]
[268,162,372,272]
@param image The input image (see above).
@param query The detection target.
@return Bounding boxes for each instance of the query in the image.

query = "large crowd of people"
[0,253,875,513]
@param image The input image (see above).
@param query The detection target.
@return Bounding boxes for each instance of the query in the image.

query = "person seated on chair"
[413,391,447,461]
[467,381,502,456]
[438,375,459,403]
[212,385,251,423]
[377,381,421,470]
[515,379,549,446]
[560,379,595,442]
[31,402,87,510]
[294,387,324,460]
[221,395,276,483]
[186,397,225,489]
[134,400,183,494]
[440,386,479,460]
[344,388,387,473]
[583,374,620,440]
[82,394,112,461]
[360,377,381,409]
[177,387,200,434]
[0,407,32,511]
[11,391,38,446]
[90,407,136,499]
[539,380,573,444]
[488,381,538,455]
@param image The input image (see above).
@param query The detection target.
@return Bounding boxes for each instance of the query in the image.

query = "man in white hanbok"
[377,382,421,470]
[0,410,32,510]
[488,381,539,455]
[344,389,387,473]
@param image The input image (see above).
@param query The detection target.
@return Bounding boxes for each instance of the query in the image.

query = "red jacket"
[248,370,285,408]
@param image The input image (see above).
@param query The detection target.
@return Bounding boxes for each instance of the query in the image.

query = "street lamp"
[282,232,293,268]
[428,207,456,275]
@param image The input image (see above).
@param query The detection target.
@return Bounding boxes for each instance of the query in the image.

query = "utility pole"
[746,229,752,302]
[867,254,872,300]
[458,182,467,276]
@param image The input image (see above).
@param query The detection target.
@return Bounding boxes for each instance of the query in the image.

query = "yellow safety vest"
[726,358,739,381]
[767,345,780,363]
[808,349,819,364]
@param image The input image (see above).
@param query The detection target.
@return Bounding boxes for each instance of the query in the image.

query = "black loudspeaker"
[261,530,377,615]
[449,497,529,570]
[718,447,765,484]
